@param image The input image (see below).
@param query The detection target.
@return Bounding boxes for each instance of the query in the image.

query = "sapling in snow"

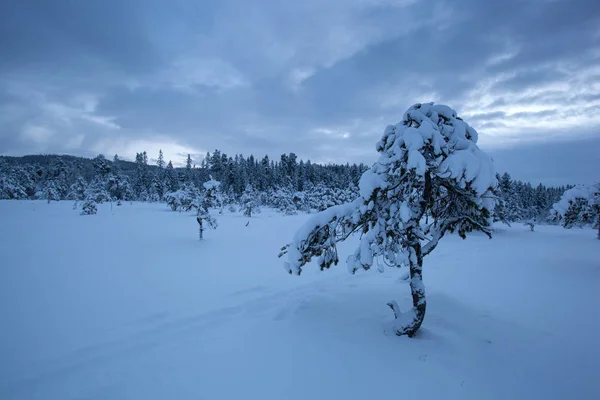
[280,103,496,337]
[195,177,220,240]
[196,208,217,240]
[203,176,223,209]
[524,219,536,232]
[241,184,260,217]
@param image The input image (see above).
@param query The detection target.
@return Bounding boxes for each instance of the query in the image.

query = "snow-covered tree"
[305,183,337,211]
[196,206,218,240]
[492,173,510,225]
[80,199,98,215]
[280,103,496,337]
[185,154,193,182]
[202,176,223,211]
[165,184,198,212]
[157,149,166,169]
[84,178,111,204]
[269,186,297,215]
[134,151,152,199]
[106,173,133,203]
[240,184,259,217]
[551,184,600,239]
[67,176,88,201]
[165,161,179,193]
[0,165,28,199]
[46,158,71,199]
[37,180,61,203]
[86,155,114,204]
[293,189,312,213]
[524,220,536,231]
[195,177,221,240]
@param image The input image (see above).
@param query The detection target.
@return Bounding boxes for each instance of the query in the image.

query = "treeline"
[493,172,569,225]
[0,151,367,213]
[0,151,569,221]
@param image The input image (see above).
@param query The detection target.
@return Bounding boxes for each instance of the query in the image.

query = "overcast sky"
[1,0,599,185]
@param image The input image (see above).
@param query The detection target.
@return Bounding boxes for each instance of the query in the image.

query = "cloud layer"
[1,0,599,183]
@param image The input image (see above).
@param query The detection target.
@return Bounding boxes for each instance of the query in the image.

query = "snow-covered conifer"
[46,158,71,199]
[203,176,221,207]
[80,199,98,215]
[281,103,496,337]
[157,149,166,169]
[106,173,133,202]
[195,177,220,240]
[84,179,111,204]
[165,161,179,193]
[240,184,259,217]
[0,165,28,199]
[165,184,198,211]
[270,186,297,215]
[67,177,88,201]
[37,180,61,203]
[551,184,600,239]
[196,206,218,240]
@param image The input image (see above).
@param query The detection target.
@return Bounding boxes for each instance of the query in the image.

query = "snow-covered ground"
[1,201,599,400]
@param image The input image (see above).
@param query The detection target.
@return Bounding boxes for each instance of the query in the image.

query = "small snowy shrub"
[81,199,98,215]
[196,207,218,240]
[551,184,600,239]
[524,220,535,232]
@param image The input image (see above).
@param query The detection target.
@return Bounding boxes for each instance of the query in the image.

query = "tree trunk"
[197,217,203,241]
[388,243,426,337]
[597,214,600,240]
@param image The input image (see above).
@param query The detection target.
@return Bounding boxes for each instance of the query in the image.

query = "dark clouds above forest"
[1,0,598,184]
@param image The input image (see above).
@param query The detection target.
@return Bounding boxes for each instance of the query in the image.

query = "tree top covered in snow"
[368,102,495,198]
[203,176,221,191]
[284,102,496,276]
[552,184,599,217]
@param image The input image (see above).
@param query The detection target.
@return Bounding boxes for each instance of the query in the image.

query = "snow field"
[0,201,599,399]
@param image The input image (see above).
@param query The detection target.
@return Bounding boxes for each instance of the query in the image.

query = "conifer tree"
[241,184,259,217]
[165,161,179,193]
[195,177,220,240]
[68,176,88,201]
[80,199,98,215]
[551,183,600,239]
[185,154,193,182]
[38,179,60,203]
[0,164,28,199]
[280,103,496,337]
[157,149,166,169]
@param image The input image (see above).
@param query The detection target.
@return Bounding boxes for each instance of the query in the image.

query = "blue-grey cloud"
[489,136,600,186]
[0,0,598,183]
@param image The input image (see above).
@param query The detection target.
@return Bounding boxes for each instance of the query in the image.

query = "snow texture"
[1,201,599,399]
